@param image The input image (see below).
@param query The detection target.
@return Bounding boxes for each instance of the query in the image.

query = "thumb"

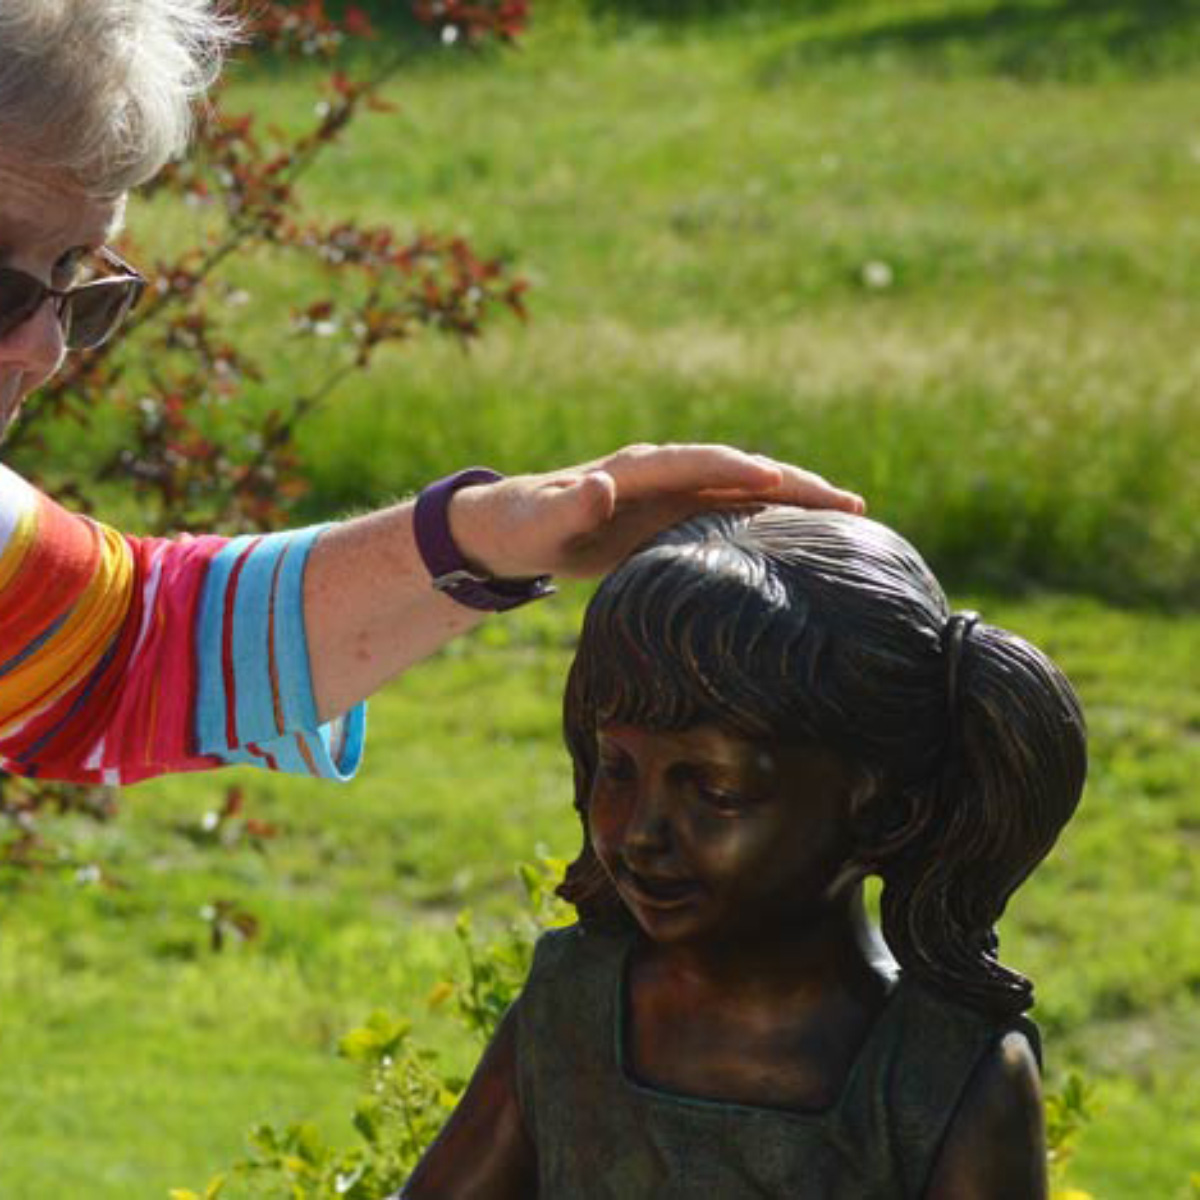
[546,470,616,540]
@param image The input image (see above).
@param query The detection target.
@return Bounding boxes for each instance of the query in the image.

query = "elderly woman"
[0,0,862,786]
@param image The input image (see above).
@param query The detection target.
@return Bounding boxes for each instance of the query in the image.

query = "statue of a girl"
[403,507,1087,1199]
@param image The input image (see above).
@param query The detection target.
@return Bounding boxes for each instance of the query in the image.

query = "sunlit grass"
[3,2,1198,1195]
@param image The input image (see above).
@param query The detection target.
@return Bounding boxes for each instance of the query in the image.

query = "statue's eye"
[596,746,635,784]
[685,768,760,814]
[696,784,749,813]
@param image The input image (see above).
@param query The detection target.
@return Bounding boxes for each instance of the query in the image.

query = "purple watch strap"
[414,467,555,613]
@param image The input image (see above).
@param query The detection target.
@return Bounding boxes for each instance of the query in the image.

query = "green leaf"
[352,1095,383,1146]
[287,1121,327,1167]
[338,1012,411,1063]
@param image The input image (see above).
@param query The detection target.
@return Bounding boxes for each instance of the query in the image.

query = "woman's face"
[0,149,123,438]
[587,722,860,951]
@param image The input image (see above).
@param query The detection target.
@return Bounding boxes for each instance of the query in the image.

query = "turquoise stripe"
[207,711,365,780]
[195,525,365,781]
[228,529,304,746]
[194,535,255,756]
[270,527,322,734]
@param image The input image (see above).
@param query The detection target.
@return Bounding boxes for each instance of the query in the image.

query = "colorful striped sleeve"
[0,462,365,786]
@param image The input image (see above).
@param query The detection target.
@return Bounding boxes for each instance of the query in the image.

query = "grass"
[0,593,1197,1197]
[2,1,1199,1195]
[252,4,1196,602]
[0,603,580,1196]
[26,0,1196,602]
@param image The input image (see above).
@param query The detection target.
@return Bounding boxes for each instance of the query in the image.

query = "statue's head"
[561,507,1087,1017]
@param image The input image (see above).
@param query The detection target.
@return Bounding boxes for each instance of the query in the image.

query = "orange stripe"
[0,523,133,732]
[0,496,36,595]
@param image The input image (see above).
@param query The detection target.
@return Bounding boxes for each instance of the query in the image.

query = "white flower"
[861,260,894,290]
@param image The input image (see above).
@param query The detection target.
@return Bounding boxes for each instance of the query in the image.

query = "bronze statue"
[403,508,1087,1199]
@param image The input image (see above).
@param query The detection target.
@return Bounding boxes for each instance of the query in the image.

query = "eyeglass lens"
[63,282,141,351]
[0,270,142,351]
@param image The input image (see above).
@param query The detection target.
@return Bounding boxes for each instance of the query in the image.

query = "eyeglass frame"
[0,245,147,351]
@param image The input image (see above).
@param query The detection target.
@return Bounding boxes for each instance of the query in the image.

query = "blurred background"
[0,1,1196,1196]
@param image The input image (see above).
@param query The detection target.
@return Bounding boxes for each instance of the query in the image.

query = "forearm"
[304,499,486,723]
[303,447,868,722]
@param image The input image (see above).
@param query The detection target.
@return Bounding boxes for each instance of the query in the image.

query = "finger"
[647,462,866,514]
[601,443,783,495]
[753,462,867,514]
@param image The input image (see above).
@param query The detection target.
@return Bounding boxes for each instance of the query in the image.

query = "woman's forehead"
[0,150,122,262]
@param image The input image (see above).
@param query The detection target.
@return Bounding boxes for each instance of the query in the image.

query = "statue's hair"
[560,508,1087,1019]
[0,0,240,197]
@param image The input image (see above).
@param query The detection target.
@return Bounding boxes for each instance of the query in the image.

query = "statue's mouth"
[622,867,701,907]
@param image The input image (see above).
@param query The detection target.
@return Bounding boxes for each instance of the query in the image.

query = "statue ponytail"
[872,622,1087,1018]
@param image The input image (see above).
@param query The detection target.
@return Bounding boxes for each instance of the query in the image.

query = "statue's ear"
[847,775,933,870]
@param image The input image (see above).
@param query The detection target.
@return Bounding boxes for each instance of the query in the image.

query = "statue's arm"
[403,1004,538,1200]
[923,1030,1048,1200]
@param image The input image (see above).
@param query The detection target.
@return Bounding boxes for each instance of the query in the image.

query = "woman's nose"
[0,296,66,381]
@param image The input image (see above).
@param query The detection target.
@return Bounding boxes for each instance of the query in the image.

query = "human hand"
[448,442,866,580]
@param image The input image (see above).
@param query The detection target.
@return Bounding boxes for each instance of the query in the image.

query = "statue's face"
[0,150,123,439]
[588,723,858,949]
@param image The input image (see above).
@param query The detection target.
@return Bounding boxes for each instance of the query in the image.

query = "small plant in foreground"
[1045,1071,1096,1200]
[172,859,564,1199]
[176,860,1114,1199]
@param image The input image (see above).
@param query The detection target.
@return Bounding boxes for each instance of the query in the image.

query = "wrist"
[445,477,503,577]
[415,468,553,613]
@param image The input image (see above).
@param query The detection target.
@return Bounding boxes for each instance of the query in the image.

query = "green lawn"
[3,1,1199,1196]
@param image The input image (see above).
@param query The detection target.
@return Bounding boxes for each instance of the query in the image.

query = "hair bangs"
[570,535,823,746]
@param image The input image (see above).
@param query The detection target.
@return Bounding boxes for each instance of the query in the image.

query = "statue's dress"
[514,924,1039,1200]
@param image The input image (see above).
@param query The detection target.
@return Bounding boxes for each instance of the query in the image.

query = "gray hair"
[0,0,240,196]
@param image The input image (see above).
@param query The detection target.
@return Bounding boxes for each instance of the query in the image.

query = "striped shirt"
[0,462,364,785]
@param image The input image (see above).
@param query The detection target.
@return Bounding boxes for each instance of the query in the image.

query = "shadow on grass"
[761,0,1200,82]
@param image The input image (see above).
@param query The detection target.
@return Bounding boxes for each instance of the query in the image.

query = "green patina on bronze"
[516,924,1039,1200]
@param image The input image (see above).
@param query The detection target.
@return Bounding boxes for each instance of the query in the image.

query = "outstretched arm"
[306,442,864,720]
[403,1005,537,1200]
[924,1031,1048,1200]
[0,443,861,783]
[0,463,360,785]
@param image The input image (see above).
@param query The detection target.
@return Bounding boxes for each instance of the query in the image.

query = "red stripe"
[4,570,146,764]
[247,741,280,772]
[266,545,289,736]
[220,539,262,750]
[295,732,319,776]
[0,496,103,656]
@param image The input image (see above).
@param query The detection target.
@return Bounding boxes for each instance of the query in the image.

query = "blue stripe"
[0,610,70,678]
[194,535,256,756]
[194,523,364,781]
[14,637,121,764]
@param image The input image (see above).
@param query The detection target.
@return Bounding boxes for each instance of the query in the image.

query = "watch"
[413,467,555,613]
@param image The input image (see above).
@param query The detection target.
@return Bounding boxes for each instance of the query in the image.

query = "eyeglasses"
[0,246,146,351]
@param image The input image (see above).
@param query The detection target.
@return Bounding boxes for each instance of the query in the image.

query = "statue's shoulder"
[528,922,632,986]
[890,977,1042,1069]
